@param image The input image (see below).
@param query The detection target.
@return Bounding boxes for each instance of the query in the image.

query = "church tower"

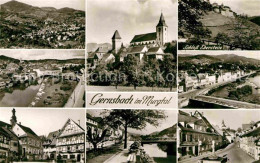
[10,108,17,128]
[112,30,122,54]
[156,12,168,47]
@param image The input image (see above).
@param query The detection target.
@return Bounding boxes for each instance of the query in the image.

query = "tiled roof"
[47,130,60,140]
[0,121,11,128]
[130,32,157,43]
[147,47,160,53]
[101,53,114,62]
[129,46,146,53]
[17,123,39,138]
[96,47,109,53]
[0,127,10,137]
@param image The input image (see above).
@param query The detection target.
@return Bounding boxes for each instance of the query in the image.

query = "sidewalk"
[65,76,85,108]
[179,143,234,163]
[104,149,129,163]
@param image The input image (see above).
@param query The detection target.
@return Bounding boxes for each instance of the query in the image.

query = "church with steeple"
[129,12,168,47]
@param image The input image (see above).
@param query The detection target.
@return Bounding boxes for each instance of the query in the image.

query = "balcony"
[180,141,199,146]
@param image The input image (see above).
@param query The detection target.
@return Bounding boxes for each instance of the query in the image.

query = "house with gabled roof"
[178,110,225,160]
[0,126,12,163]
[127,45,148,61]
[43,130,61,160]
[56,118,85,162]
[0,109,43,161]
[11,112,43,161]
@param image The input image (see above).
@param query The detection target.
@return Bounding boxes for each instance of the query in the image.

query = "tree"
[86,126,107,152]
[237,127,242,133]
[121,55,140,89]
[214,32,231,45]
[103,110,166,149]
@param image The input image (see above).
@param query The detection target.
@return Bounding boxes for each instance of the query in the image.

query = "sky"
[0,109,85,136]
[87,0,177,44]
[210,0,260,16]
[0,0,85,11]
[0,50,85,60]
[179,51,260,61]
[186,110,260,131]
[87,109,177,135]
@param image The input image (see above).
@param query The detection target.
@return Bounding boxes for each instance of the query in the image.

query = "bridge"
[179,72,260,109]
[190,95,260,109]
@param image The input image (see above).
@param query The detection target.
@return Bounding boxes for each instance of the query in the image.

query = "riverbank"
[34,78,78,107]
[207,76,260,105]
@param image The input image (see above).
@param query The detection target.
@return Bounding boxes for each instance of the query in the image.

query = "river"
[143,144,176,163]
[0,85,40,107]
[248,75,260,94]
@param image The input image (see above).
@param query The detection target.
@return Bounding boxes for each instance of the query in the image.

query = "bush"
[60,84,72,91]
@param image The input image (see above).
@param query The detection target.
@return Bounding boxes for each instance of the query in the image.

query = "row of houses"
[239,121,260,160]
[43,119,85,162]
[87,44,172,69]
[0,109,43,162]
[178,70,247,92]
[0,109,85,163]
[178,110,234,160]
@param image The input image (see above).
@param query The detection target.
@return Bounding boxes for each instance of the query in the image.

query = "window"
[190,135,193,142]
[63,155,68,159]
[13,142,18,146]
[70,155,75,159]
[182,133,186,142]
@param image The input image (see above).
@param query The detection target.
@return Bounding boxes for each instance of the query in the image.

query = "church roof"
[112,30,122,39]
[130,32,157,43]
[157,13,168,27]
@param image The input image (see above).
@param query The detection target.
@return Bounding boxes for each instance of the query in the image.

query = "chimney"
[190,112,193,116]
[19,122,21,125]
[78,120,80,126]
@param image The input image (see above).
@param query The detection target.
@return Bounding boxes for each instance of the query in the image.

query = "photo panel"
[87,0,178,92]
[178,51,260,109]
[177,109,260,163]
[86,108,177,163]
[0,49,85,108]
[0,0,85,49]
[178,0,260,50]
[0,108,85,162]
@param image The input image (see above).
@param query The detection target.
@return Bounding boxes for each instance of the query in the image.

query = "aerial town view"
[0,0,85,49]
[178,0,260,50]
[87,0,177,92]
[0,109,85,163]
[178,110,260,163]
[178,51,260,109]
[87,109,177,163]
[0,50,85,107]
